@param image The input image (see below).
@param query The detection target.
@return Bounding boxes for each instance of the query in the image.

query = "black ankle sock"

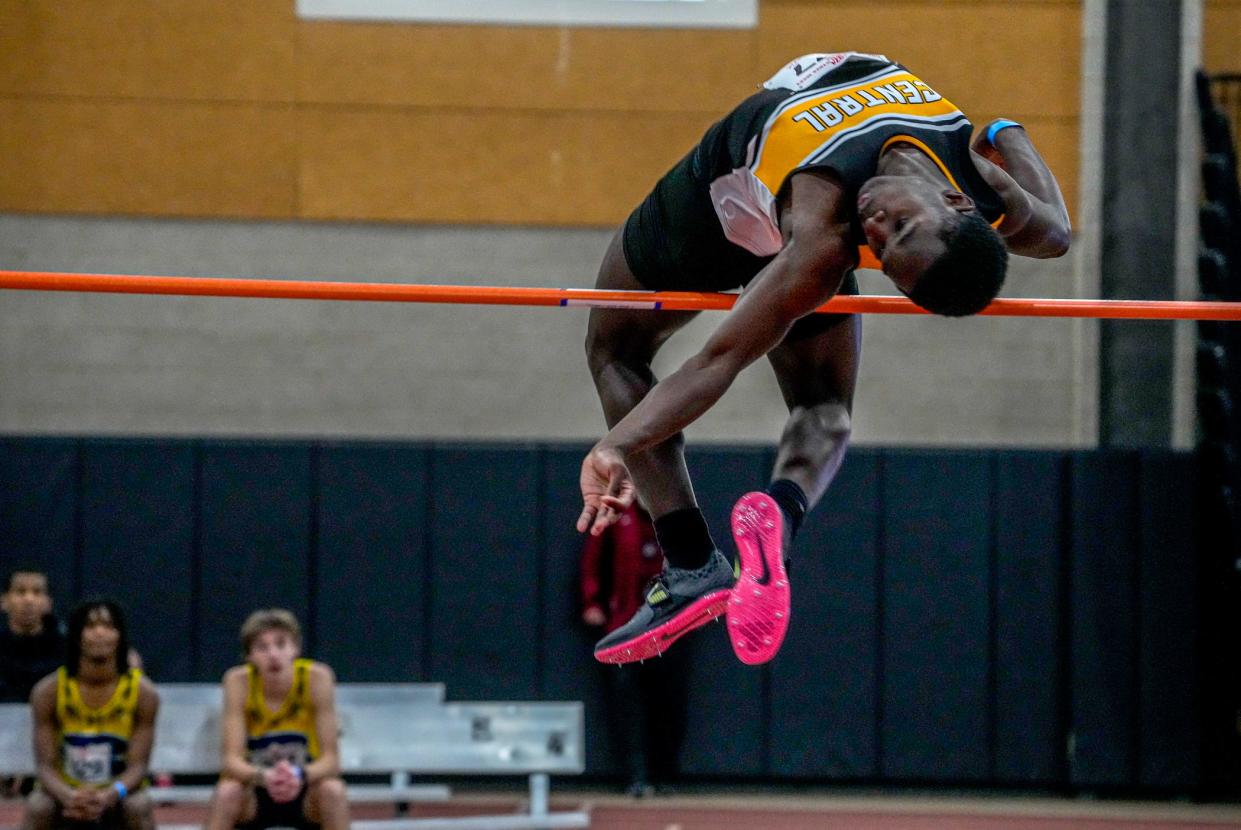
[766,479,808,541]
[653,507,716,570]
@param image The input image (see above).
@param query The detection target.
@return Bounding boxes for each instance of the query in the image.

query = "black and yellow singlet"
[244,658,319,768]
[622,52,1005,291]
[54,666,142,786]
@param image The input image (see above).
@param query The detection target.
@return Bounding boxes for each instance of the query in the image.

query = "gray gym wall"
[1,0,1204,449]
[0,213,1082,447]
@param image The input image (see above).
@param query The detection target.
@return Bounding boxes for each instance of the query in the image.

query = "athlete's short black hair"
[66,598,129,677]
[907,213,1008,317]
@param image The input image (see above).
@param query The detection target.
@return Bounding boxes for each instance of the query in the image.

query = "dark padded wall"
[316,444,430,681]
[0,438,1205,792]
[679,447,769,777]
[1137,451,1199,790]
[769,451,880,779]
[0,439,78,605]
[993,452,1066,784]
[80,440,196,679]
[429,446,542,701]
[197,443,312,680]
[539,445,618,775]
[1069,452,1141,788]
[881,452,991,781]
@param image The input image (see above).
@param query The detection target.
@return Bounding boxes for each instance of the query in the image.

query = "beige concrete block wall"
[0,214,1081,447]
[0,1,1082,226]
[0,1,1096,446]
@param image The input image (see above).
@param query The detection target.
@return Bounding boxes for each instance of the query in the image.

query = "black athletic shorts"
[621,151,859,339]
[239,785,318,830]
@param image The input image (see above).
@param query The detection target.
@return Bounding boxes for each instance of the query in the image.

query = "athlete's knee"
[120,791,153,828]
[585,329,659,398]
[22,789,56,830]
[584,323,614,376]
[585,322,637,377]
[787,402,852,442]
[310,776,346,805]
[210,778,246,811]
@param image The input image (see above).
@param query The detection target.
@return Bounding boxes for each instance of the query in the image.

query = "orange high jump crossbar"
[1,269,1240,321]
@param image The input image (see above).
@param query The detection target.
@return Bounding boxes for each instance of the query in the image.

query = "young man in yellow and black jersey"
[23,599,159,830]
[579,52,1071,667]
[205,609,348,830]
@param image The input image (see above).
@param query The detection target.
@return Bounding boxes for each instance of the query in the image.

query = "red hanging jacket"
[579,505,665,634]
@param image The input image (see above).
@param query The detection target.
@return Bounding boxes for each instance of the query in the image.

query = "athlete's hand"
[264,762,302,804]
[87,786,114,816]
[62,787,98,821]
[577,444,635,536]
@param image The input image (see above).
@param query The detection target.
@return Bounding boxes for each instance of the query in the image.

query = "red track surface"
[2,793,1238,830]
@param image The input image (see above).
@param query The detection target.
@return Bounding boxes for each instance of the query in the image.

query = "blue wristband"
[112,781,128,800]
[986,119,1022,146]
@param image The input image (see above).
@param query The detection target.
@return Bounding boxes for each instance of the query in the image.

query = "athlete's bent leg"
[585,230,734,664]
[120,790,155,830]
[204,778,256,830]
[585,230,701,518]
[302,777,349,830]
[729,311,862,665]
[20,788,56,830]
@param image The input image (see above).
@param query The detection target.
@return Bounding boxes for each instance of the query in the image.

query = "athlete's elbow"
[1045,227,1071,258]
[1034,216,1072,258]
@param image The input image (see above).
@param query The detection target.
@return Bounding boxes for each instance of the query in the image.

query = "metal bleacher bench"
[0,683,588,830]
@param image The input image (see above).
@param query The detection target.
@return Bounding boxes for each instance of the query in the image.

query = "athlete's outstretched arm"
[29,677,76,808]
[578,172,857,535]
[218,668,260,785]
[305,663,341,783]
[971,121,1071,258]
[114,680,159,797]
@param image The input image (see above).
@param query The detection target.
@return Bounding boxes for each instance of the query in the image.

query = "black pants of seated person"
[236,786,319,830]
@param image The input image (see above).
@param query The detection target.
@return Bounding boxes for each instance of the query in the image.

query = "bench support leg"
[527,773,549,817]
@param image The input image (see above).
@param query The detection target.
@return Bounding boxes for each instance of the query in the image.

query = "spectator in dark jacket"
[1,568,66,797]
[0,567,65,704]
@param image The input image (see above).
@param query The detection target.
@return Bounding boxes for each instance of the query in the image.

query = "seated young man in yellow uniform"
[23,600,159,830]
[205,609,348,830]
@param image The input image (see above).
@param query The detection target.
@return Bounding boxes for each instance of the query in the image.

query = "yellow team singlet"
[244,658,319,767]
[54,666,142,786]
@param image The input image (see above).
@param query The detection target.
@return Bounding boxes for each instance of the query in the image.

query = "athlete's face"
[248,628,300,677]
[2,572,51,634]
[857,177,975,292]
[80,607,120,661]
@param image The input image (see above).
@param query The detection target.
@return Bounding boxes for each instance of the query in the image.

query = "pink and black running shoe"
[727,492,791,665]
[593,550,734,665]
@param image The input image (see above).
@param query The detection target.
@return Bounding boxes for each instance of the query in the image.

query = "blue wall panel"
[0,438,78,605]
[0,436,1208,792]
[770,450,880,778]
[1138,451,1199,789]
[1069,452,1139,788]
[678,447,769,776]
[316,444,429,681]
[539,445,620,775]
[428,446,541,701]
[881,451,991,781]
[197,443,312,680]
[80,440,195,680]
[994,452,1065,783]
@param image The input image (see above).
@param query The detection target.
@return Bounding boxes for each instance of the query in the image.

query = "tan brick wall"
[0,0,1082,226]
